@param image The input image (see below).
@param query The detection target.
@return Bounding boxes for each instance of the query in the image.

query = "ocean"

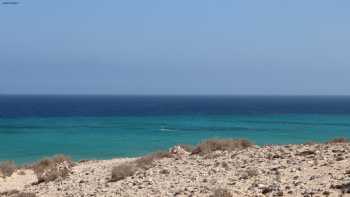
[1,95,350,164]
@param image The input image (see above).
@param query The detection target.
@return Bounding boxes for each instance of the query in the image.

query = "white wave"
[160,128,176,132]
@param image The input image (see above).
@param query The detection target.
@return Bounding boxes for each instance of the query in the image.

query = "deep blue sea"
[1,95,350,164]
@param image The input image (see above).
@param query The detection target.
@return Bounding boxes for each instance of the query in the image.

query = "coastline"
[2,95,350,165]
[1,140,350,197]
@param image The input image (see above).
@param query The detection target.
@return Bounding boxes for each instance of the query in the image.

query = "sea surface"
[1,95,350,164]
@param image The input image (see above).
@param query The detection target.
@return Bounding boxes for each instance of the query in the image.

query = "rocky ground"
[1,142,350,197]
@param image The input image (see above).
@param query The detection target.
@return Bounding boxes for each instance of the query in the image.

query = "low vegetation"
[0,190,20,196]
[0,160,16,177]
[134,151,172,170]
[210,188,233,197]
[110,151,172,182]
[326,138,349,144]
[111,163,137,182]
[0,190,36,197]
[12,192,37,197]
[30,154,74,184]
[240,168,259,179]
[191,139,253,155]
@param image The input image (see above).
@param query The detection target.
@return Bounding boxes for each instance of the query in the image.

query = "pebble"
[2,143,349,197]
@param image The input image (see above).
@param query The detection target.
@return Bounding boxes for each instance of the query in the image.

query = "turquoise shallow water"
[1,114,350,164]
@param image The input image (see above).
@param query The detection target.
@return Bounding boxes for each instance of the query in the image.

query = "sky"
[0,0,350,95]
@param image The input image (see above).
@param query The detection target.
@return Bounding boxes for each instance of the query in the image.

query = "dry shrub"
[326,138,349,144]
[240,168,259,179]
[110,163,137,182]
[17,170,26,175]
[0,190,36,197]
[111,150,172,182]
[31,154,74,183]
[12,192,37,197]
[0,190,20,196]
[210,188,233,197]
[0,160,16,177]
[203,152,223,160]
[191,139,253,155]
[134,151,172,170]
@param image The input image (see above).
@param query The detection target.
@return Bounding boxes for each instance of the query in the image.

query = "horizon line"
[1,94,350,97]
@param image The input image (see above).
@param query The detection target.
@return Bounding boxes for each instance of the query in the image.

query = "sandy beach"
[1,140,350,197]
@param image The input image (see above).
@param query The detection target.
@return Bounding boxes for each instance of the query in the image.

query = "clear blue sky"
[1,0,349,95]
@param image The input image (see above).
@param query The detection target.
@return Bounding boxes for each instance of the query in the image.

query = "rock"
[272,154,283,159]
[336,157,345,161]
[170,146,190,157]
[2,143,349,197]
[297,150,316,156]
[261,186,273,194]
[159,169,170,175]
[309,176,317,180]
[331,182,350,193]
